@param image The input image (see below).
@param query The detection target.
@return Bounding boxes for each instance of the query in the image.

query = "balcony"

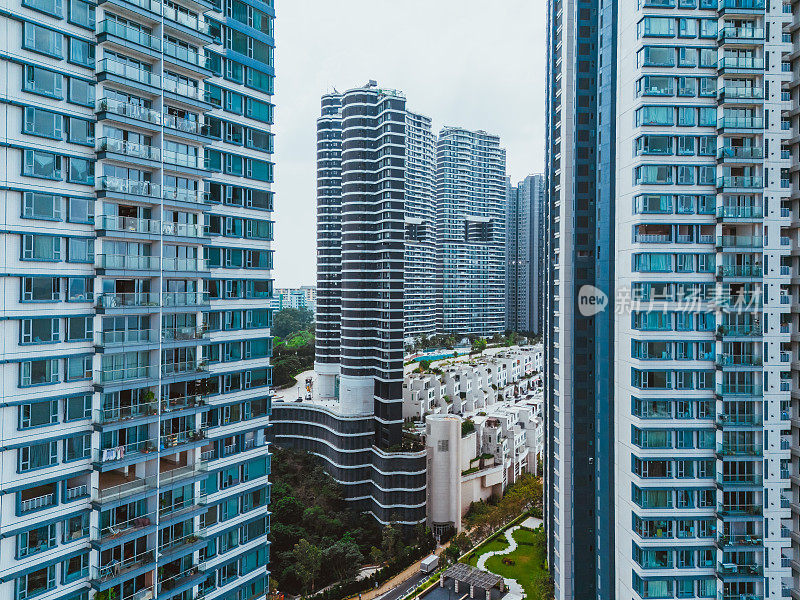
[97,328,159,347]
[716,442,762,456]
[20,492,55,513]
[717,413,762,427]
[98,58,160,88]
[719,86,765,101]
[97,137,160,161]
[161,359,207,376]
[94,549,156,583]
[162,394,205,413]
[96,402,158,424]
[96,473,155,504]
[96,440,156,464]
[162,149,202,169]
[718,57,765,71]
[717,324,762,337]
[717,562,763,577]
[717,205,764,219]
[94,511,155,542]
[717,176,764,189]
[159,461,208,488]
[163,40,208,69]
[97,292,209,309]
[163,77,204,102]
[97,175,160,199]
[717,533,763,547]
[97,98,161,126]
[717,147,764,161]
[97,254,158,271]
[718,265,762,277]
[159,429,206,452]
[718,26,765,42]
[98,365,156,384]
[98,18,160,50]
[97,215,204,238]
[719,0,765,9]
[717,503,762,517]
[716,473,763,486]
[716,384,762,396]
[716,354,762,367]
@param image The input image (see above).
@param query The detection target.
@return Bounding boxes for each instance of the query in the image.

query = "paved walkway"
[476,526,525,597]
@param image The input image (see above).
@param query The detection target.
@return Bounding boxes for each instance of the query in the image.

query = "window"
[65,355,92,381]
[68,78,94,106]
[246,68,273,94]
[62,552,89,582]
[22,234,60,261]
[67,237,94,262]
[67,277,93,302]
[65,434,90,461]
[226,90,243,114]
[67,117,94,146]
[22,277,60,301]
[68,37,94,67]
[23,149,62,180]
[67,197,94,223]
[246,97,273,123]
[23,22,63,58]
[68,0,94,28]
[16,565,55,599]
[66,316,91,341]
[19,401,58,429]
[17,524,56,558]
[67,157,93,184]
[677,107,695,126]
[23,192,62,220]
[64,513,89,540]
[21,318,60,344]
[65,394,91,421]
[23,106,63,140]
[18,441,57,472]
[23,65,64,98]
[22,0,63,17]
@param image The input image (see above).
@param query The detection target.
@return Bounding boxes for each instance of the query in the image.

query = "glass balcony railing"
[163,185,204,204]
[97,215,203,238]
[719,26,764,41]
[94,549,156,582]
[162,394,205,413]
[163,291,210,306]
[716,474,763,486]
[163,77,203,101]
[98,365,156,383]
[163,112,200,134]
[717,205,764,218]
[97,137,160,161]
[98,58,160,87]
[162,257,207,271]
[160,428,206,450]
[97,175,160,198]
[161,359,207,376]
[20,493,55,513]
[717,503,762,516]
[97,254,159,270]
[718,57,765,70]
[161,326,205,342]
[717,235,763,248]
[98,328,159,346]
[96,439,155,462]
[716,354,762,366]
[719,0,765,8]
[717,147,763,160]
[97,402,158,424]
[717,324,761,336]
[162,2,210,34]
[94,510,155,540]
[163,149,201,169]
[163,40,206,67]
[717,413,761,426]
[718,265,762,277]
[716,383,763,396]
[96,98,202,135]
[99,19,160,50]
[717,176,763,188]
[719,86,764,100]
[717,442,762,456]
[717,562,762,576]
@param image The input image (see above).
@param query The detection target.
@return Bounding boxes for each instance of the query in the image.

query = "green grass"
[482,528,547,599]
[463,537,510,567]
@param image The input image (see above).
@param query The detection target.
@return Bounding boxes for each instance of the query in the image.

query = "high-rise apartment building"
[547,0,795,599]
[436,127,507,336]
[271,83,427,525]
[0,0,274,597]
[506,174,545,334]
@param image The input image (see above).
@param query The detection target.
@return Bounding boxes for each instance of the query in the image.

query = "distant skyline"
[272,0,546,287]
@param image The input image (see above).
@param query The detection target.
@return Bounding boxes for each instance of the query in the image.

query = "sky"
[271,0,547,287]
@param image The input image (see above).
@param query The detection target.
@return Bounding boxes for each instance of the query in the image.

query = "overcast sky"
[271,0,547,287]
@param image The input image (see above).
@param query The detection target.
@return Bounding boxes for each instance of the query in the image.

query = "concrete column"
[470,585,474,599]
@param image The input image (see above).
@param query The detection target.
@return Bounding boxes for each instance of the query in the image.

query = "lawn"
[481,527,548,599]
[463,537,510,567]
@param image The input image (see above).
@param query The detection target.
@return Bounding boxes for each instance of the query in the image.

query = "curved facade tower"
[314,93,343,400]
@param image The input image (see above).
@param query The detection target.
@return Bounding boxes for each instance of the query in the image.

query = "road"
[373,570,430,600]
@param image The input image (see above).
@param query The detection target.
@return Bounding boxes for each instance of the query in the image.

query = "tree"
[273,308,313,339]
[471,338,487,355]
[418,360,431,372]
[293,539,323,593]
[323,538,363,581]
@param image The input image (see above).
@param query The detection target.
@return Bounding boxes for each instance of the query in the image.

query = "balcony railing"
[717,324,762,336]
[98,328,159,346]
[162,2,210,34]
[718,57,765,70]
[162,394,204,412]
[717,235,763,248]
[97,254,159,270]
[97,215,203,238]
[718,147,763,160]
[716,473,762,486]
[717,562,762,576]
[97,175,160,198]
[98,402,158,424]
[163,40,205,67]
[160,429,206,450]
[96,440,155,462]
[97,98,161,125]
[162,257,207,271]
[163,77,203,101]
[66,484,88,500]
[716,354,762,366]
[717,442,762,456]
[95,549,156,582]
[97,292,208,309]
[718,26,765,41]
[99,18,160,50]
[163,149,201,169]
[717,533,763,546]
[717,413,761,426]
[161,359,207,376]
[98,58,159,87]
[160,462,208,487]
[717,176,763,189]
[20,493,55,513]
[716,384,763,396]
[717,205,763,218]
[718,265,762,277]
[717,503,762,516]
[97,137,160,161]
[98,365,156,383]
[719,86,765,100]
[163,185,204,204]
